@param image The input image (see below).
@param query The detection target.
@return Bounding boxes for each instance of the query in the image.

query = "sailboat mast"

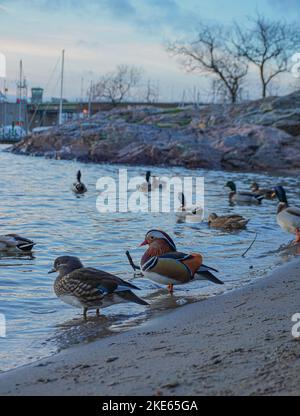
[59,49,65,125]
[18,60,22,125]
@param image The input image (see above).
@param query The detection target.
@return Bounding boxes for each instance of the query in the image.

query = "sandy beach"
[0,258,299,396]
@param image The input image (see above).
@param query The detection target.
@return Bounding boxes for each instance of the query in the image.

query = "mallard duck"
[208,213,249,230]
[126,229,223,294]
[0,234,36,252]
[49,256,148,319]
[72,170,87,194]
[251,182,276,200]
[137,171,167,193]
[275,186,300,243]
[226,181,264,205]
[176,193,204,223]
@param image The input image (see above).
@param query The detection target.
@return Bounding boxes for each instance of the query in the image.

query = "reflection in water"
[0,144,299,371]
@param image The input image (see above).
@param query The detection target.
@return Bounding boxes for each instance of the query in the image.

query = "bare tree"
[91,65,143,106]
[143,79,159,103]
[234,15,300,98]
[167,23,248,104]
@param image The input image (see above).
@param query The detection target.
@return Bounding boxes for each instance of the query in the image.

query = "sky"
[0,0,299,101]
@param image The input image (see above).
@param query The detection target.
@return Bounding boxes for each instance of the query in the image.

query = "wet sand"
[0,258,299,396]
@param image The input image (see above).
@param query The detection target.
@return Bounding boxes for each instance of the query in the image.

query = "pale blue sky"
[0,0,299,101]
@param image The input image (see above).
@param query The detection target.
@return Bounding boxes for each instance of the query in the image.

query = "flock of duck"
[1,169,299,319]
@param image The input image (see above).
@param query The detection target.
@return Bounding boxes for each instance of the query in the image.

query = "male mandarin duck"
[49,256,148,319]
[72,170,87,194]
[0,234,36,252]
[138,229,223,294]
[226,181,264,205]
[275,186,300,244]
[250,182,276,200]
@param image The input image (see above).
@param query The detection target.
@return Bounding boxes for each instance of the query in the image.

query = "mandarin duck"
[49,256,148,319]
[128,229,223,294]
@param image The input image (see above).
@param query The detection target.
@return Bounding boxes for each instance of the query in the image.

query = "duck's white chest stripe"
[142,270,182,286]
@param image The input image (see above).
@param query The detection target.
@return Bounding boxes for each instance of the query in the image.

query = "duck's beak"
[48,268,56,274]
[139,240,148,247]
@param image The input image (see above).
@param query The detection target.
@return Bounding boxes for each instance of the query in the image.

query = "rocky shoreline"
[10,91,300,174]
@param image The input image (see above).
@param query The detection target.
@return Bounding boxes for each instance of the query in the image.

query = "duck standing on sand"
[0,234,36,252]
[226,181,264,205]
[208,213,249,230]
[275,186,300,244]
[72,170,87,194]
[251,182,275,200]
[128,229,223,294]
[49,256,148,319]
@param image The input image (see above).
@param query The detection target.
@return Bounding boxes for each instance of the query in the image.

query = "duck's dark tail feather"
[18,243,36,252]
[196,267,224,285]
[118,290,149,306]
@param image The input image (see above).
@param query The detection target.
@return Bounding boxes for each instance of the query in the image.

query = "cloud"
[266,0,300,12]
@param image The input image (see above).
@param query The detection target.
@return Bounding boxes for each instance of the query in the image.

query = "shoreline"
[0,257,299,396]
[3,146,300,178]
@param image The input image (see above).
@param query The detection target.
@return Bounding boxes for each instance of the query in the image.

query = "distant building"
[51,97,68,104]
[31,87,44,104]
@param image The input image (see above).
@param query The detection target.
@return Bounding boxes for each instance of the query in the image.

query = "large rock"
[10,91,300,174]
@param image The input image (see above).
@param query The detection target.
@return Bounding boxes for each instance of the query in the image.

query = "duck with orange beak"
[128,229,223,294]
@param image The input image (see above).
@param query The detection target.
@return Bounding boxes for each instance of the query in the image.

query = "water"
[0,144,299,372]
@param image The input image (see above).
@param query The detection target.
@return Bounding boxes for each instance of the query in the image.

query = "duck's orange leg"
[295,229,300,244]
[167,284,174,295]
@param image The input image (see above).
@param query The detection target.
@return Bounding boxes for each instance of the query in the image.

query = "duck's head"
[48,256,84,276]
[178,192,186,208]
[146,171,151,183]
[251,182,259,191]
[77,170,82,183]
[140,229,177,251]
[225,181,236,192]
[274,186,288,204]
[208,213,218,224]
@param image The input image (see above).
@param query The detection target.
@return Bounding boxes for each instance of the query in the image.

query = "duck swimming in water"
[208,213,249,230]
[250,182,276,200]
[72,170,87,194]
[226,181,264,205]
[0,234,36,252]
[275,186,300,244]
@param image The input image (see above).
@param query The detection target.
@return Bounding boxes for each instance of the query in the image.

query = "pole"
[88,80,92,117]
[19,60,22,125]
[59,49,65,125]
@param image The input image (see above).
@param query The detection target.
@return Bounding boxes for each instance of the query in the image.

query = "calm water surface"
[0,144,299,371]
